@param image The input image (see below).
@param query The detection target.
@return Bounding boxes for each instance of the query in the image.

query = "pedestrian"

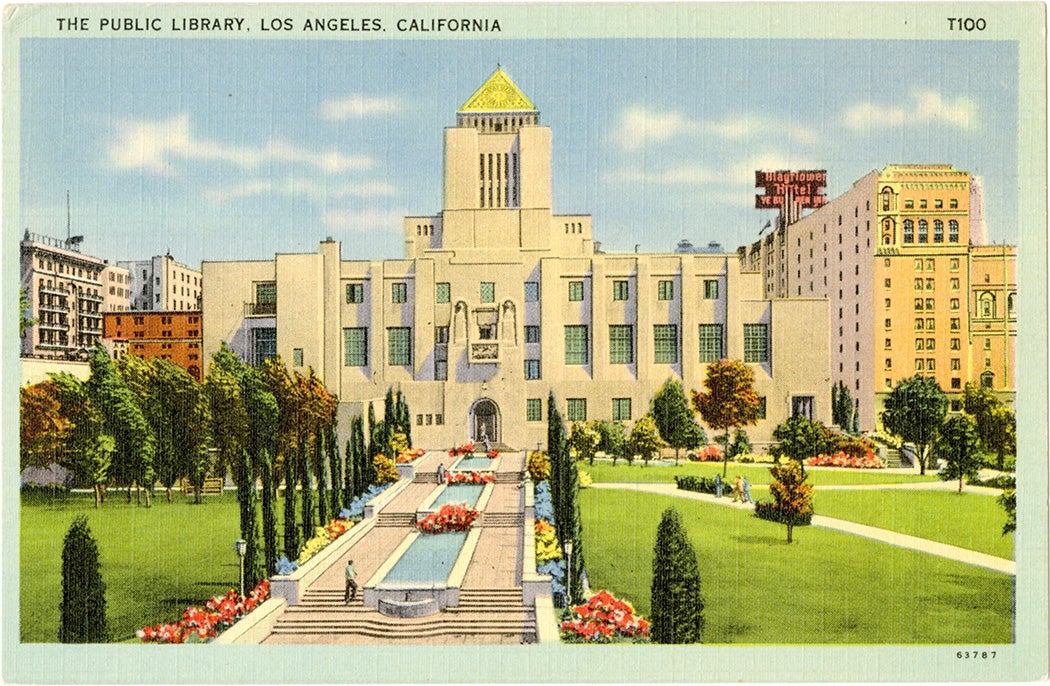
[742,477,753,504]
[481,426,491,453]
[713,473,723,498]
[344,559,358,604]
[436,462,448,484]
[732,475,744,503]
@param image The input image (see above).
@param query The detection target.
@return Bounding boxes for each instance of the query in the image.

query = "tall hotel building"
[740,165,1016,431]
[203,69,830,449]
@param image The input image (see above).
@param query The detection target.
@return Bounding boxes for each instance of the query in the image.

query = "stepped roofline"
[458,67,537,113]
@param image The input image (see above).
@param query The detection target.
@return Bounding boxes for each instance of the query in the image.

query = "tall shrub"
[650,508,703,643]
[59,515,108,643]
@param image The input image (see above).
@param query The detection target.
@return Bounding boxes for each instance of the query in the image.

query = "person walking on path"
[344,560,358,604]
[731,475,744,503]
[436,463,448,484]
[742,477,753,504]
[714,473,723,498]
[480,427,491,454]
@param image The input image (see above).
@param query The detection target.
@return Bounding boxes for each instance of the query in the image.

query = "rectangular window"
[698,324,724,363]
[256,282,276,304]
[391,282,407,303]
[435,282,450,304]
[526,398,543,422]
[950,318,960,332]
[564,325,589,365]
[567,398,587,422]
[756,397,767,420]
[480,282,495,303]
[950,258,960,272]
[951,338,961,350]
[344,327,368,366]
[609,325,634,364]
[612,280,629,301]
[654,324,678,364]
[253,328,277,365]
[951,358,961,371]
[743,324,769,363]
[612,397,632,421]
[387,327,412,365]
[568,281,584,302]
[293,348,304,367]
[525,325,541,343]
[524,281,539,302]
[703,280,719,299]
[435,326,450,344]
[346,283,364,303]
[524,359,541,380]
[950,198,959,209]
[658,280,674,300]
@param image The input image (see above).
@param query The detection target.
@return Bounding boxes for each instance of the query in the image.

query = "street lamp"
[234,539,247,597]
[563,539,574,604]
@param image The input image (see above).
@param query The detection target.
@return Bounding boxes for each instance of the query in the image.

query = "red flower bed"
[448,443,475,457]
[690,445,723,462]
[396,448,427,464]
[324,517,351,539]
[445,471,495,485]
[416,503,479,533]
[805,450,883,469]
[486,449,499,458]
[560,590,650,643]
[137,579,270,643]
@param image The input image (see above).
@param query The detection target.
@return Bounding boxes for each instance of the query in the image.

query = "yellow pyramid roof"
[459,68,536,113]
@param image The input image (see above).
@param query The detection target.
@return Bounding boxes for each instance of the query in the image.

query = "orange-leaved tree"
[691,359,759,477]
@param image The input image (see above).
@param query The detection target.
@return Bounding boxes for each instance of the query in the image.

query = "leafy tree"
[59,515,108,642]
[568,421,601,465]
[594,420,627,465]
[19,287,37,339]
[651,379,702,464]
[771,415,835,464]
[692,359,759,477]
[964,383,1016,470]
[650,507,704,643]
[999,489,1016,535]
[20,380,70,470]
[936,414,983,493]
[326,426,342,523]
[49,374,109,507]
[756,461,813,543]
[881,375,948,475]
[831,381,855,431]
[240,364,279,576]
[85,347,155,506]
[282,439,299,557]
[628,414,664,467]
[727,429,751,460]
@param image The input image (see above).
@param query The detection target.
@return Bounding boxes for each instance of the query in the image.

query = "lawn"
[580,489,1014,644]
[582,460,939,487]
[20,489,251,642]
[813,489,1014,560]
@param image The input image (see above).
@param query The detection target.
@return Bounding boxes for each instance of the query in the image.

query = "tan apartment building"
[203,68,831,449]
[741,164,1016,430]
[119,253,203,312]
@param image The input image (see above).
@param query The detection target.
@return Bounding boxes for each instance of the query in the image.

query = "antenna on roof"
[66,190,70,241]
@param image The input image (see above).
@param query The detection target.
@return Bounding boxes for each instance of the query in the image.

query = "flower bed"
[578,469,593,488]
[138,580,270,643]
[373,454,400,484]
[297,516,355,565]
[445,470,495,485]
[396,447,427,464]
[535,519,561,563]
[805,450,883,469]
[527,451,551,481]
[560,590,650,643]
[448,443,475,457]
[416,503,479,533]
[689,445,723,462]
[486,449,499,458]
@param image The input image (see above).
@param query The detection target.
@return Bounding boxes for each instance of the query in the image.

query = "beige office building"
[203,68,830,449]
[119,253,203,312]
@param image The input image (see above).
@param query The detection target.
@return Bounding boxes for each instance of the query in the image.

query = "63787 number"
[957,651,996,659]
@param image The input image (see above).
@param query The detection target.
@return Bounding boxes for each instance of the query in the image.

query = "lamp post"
[234,539,247,597]
[564,539,574,604]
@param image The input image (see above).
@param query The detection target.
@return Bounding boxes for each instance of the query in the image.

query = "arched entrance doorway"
[470,398,500,444]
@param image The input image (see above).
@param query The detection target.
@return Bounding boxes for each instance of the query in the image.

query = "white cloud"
[206,178,397,204]
[323,208,409,232]
[107,115,373,175]
[609,106,818,151]
[604,164,719,186]
[320,94,401,120]
[843,89,976,130]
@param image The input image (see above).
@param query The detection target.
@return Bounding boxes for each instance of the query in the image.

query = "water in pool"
[453,456,496,470]
[380,531,469,584]
[433,484,484,508]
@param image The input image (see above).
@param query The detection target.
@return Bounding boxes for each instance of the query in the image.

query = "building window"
[926,359,936,371]
[698,324,723,363]
[933,220,944,243]
[391,282,408,303]
[949,220,959,243]
[914,278,923,291]
[434,326,450,344]
[951,358,961,371]
[743,324,768,363]
[926,318,935,331]
[920,199,927,209]
[658,280,674,301]
[609,325,634,364]
[346,283,364,303]
[567,398,587,422]
[885,358,892,369]
[526,398,543,422]
[950,298,959,310]
[925,298,934,311]
[293,348,304,367]
[885,298,892,309]
[612,398,632,421]
[253,328,277,366]
[480,282,495,303]
[387,327,412,365]
[525,325,540,343]
[950,318,960,332]
[436,282,450,304]
[984,337,992,350]
[951,338,960,350]
[885,318,892,329]
[903,220,914,243]
[703,280,719,299]
[981,371,994,389]
[926,338,935,351]
[915,338,925,352]
[612,280,629,301]
[885,338,892,349]
[926,278,935,291]
[904,199,914,209]
[565,325,589,365]
[344,327,368,366]
[950,278,960,291]
[979,292,995,318]
[568,281,584,302]
[256,281,276,306]
[654,324,678,364]
[756,396,767,420]
[524,281,539,302]
[524,359,541,380]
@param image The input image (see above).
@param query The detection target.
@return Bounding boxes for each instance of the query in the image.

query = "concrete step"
[376,512,416,527]
[479,513,523,527]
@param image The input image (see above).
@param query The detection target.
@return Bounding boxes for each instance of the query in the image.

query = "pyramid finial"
[459,67,536,113]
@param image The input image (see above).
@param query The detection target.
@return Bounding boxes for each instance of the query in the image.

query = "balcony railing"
[470,342,499,363]
[244,301,277,317]
[78,292,104,303]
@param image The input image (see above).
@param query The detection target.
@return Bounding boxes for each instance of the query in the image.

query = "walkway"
[262,450,535,644]
[590,482,1016,575]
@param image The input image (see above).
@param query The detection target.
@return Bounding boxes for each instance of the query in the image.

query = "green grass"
[583,460,939,486]
[580,489,1014,644]
[21,489,246,642]
[813,490,1014,560]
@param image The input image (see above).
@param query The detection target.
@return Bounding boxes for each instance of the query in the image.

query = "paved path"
[589,482,1015,575]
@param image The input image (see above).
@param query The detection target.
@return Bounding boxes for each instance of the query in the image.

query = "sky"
[17,37,1018,269]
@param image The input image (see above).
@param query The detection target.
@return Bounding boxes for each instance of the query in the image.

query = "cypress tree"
[259,446,277,576]
[59,515,108,643]
[328,426,342,517]
[650,507,704,643]
[282,448,299,558]
[299,439,313,541]
[315,428,328,526]
[399,391,412,447]
[366,402,376,462]
[547,392,567,544]
[343,438,355,508]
